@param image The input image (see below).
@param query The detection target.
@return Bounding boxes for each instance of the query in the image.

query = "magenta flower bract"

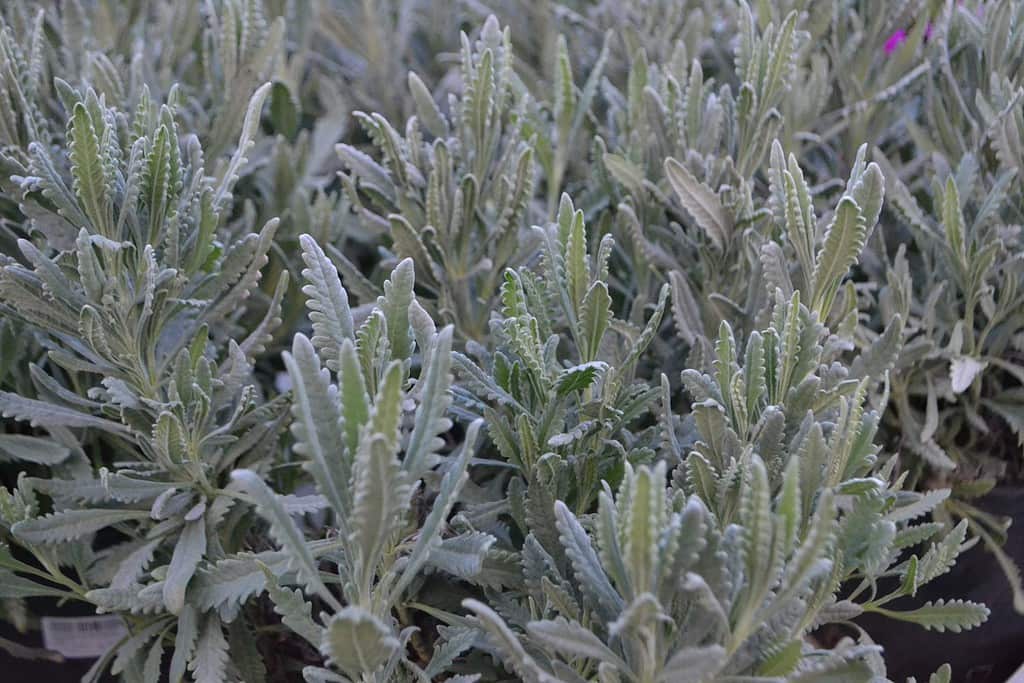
[884,29,908,54]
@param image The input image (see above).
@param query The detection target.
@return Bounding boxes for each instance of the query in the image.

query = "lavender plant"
[334,16,542,342]
[0,80,287,679]
[0,2,1017,681]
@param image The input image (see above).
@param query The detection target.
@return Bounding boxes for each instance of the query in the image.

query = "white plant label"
[41,615,128,659]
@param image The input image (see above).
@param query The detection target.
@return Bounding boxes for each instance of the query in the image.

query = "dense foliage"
[1,1,1021,681]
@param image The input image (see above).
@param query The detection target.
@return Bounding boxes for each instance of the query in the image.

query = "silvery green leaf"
[789,658,875,683]
[206,218,280,321]
[579,282,611,364]
[281,494,330,515]
[336,144,394,202]
[658,645,726,683]
[142,121,174,243]
[261,564,322,648]
[623,283,670,370]
[424,625,478,678]
[394,419,482,598]
[68,101,111,237]
[667,270,703,346]
[283,333,350,516]
[190,614,229,683]
[237,270,289,363]
[849,315,903,380]
[776,488,836,609]
[301,666,350,683]
[738,456,774,617]
[759,241,795,300]
[426,531,495,579]
[163,516,206,615]
[526,617,628,670]
[321,607,399,678]
[0,570,71,598]
[603,153,645,195]
[608,591,664,640]
[0,391,131,435]
[845,150,884,235]
[169,604,199,683]
[555,362,607,397]
[870,599,989,632]
[916,520,968,585]
[597,663,622,683]
[230,470,338,609]
[444,673,482,683]
[338,338,371,457]
[13,508,149,544]
[379,258,415,361]
[0,434,69,464]
[811,197,866,318]
[142,637,164,683]
[782,157,816,282]
[368,361,404,449]
[886,489,951,523]
[214,81,272,207]
[664,157,729,249]
[463,599,559,683]
[907,438,957,471]
[659,496,708,595]
[941,177,966,272]
[408,299,437,354]
[108,538,161,589]
[929,664,953,683]
[813,600,865,626]
[404,325,454,476]
[349,432,407,594]
[111,620,163,677]
[408,72,447,137]
[554,500,623,621]
[191,551,288,614]
[894,523,944,550]
[623,462,665,596]
[300,234,355,369]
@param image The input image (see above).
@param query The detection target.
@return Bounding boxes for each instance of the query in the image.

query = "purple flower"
[884,29,908,55]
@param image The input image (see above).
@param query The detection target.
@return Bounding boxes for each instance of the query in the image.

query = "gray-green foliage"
[581,0,1024,616]
[0,74,289,680]
[0,1,1015,681]
[0,0,284,159]
[336,16,542,341]
[235,240,488,682]
[461,289,984,682]
[452,194,669,556]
